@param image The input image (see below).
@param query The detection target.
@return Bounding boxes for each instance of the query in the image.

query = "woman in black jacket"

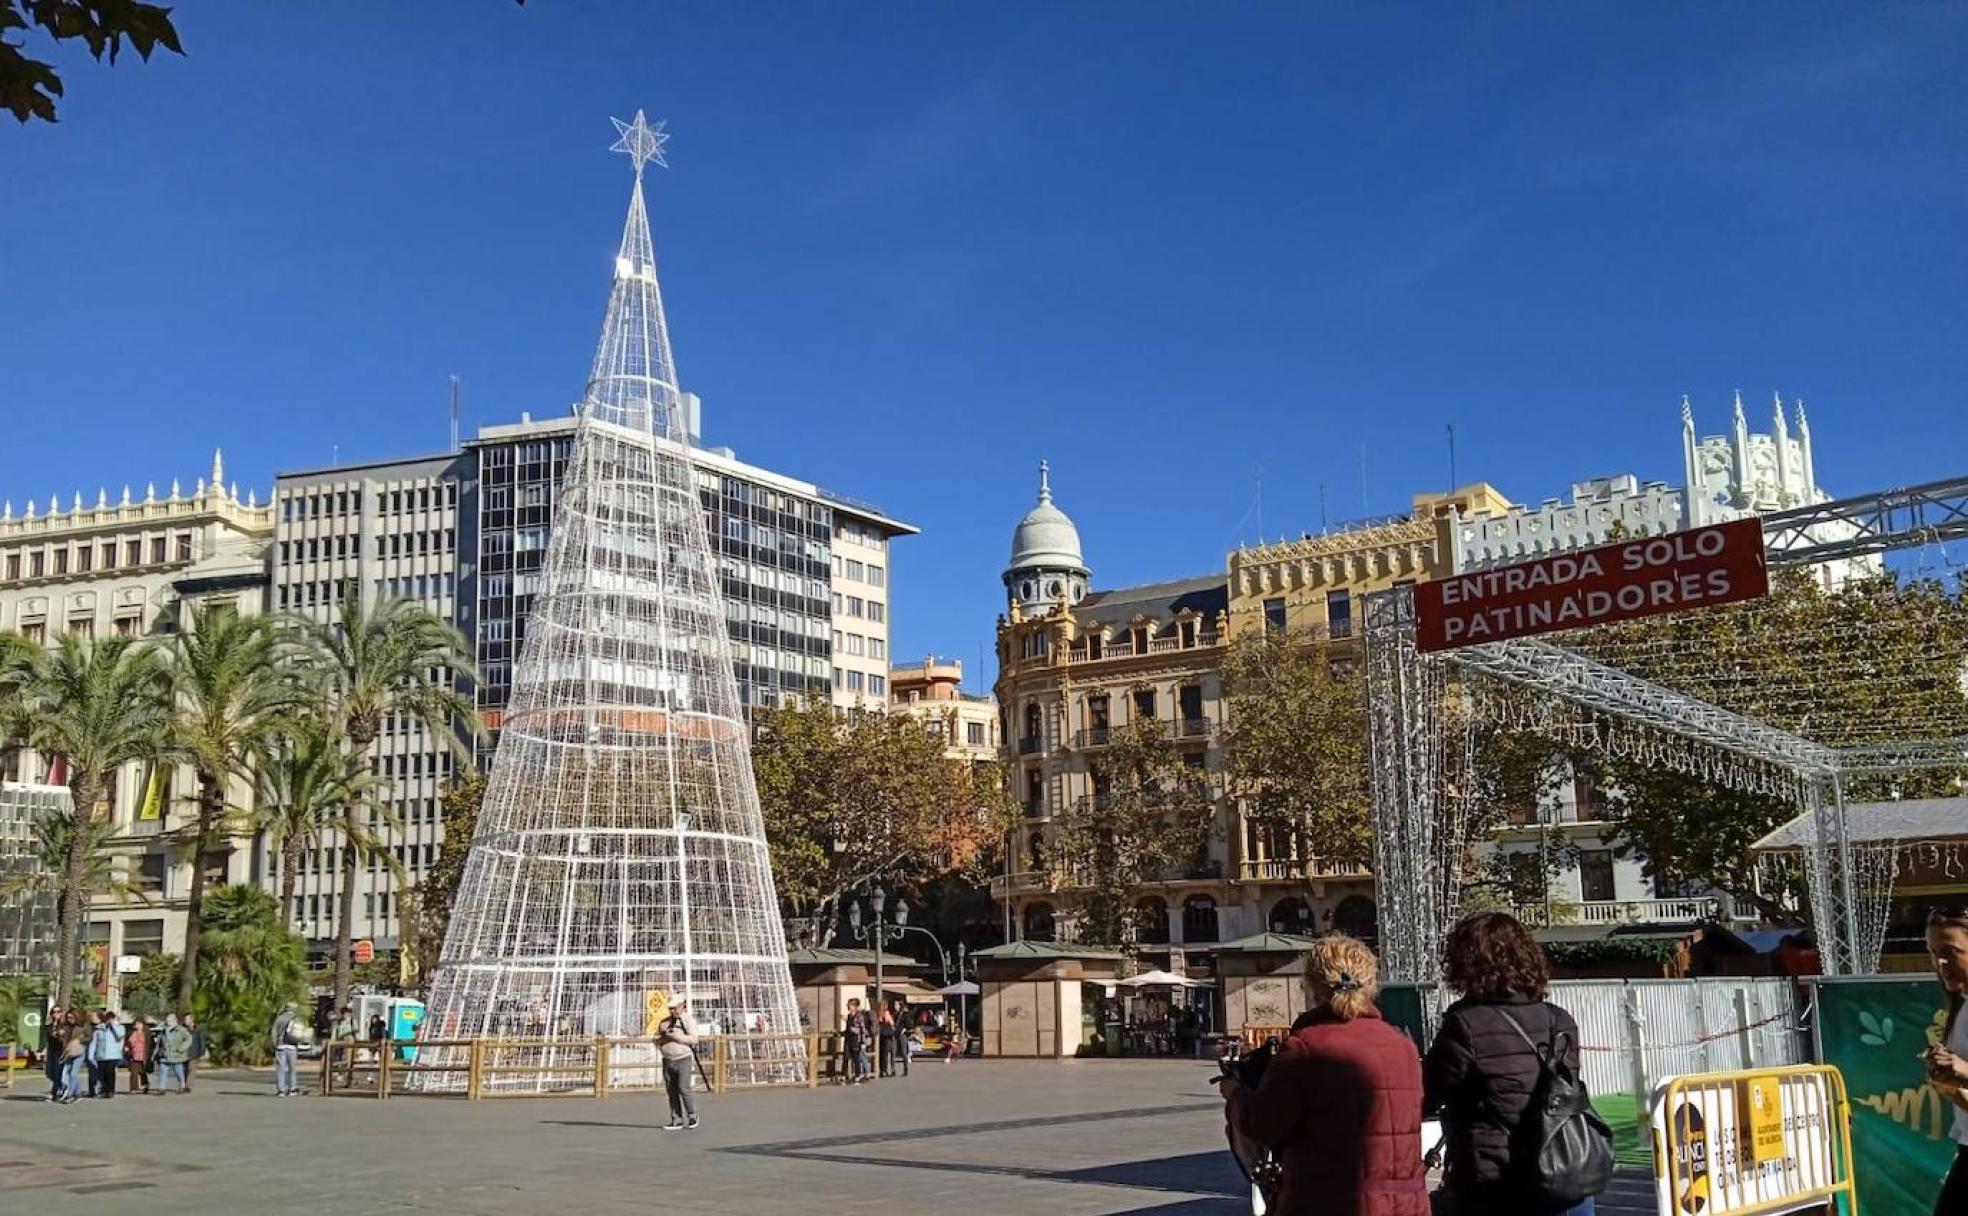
[1423,912,1597,1216]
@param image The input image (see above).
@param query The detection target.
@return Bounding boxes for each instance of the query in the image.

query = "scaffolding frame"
[1367,482,1968,983]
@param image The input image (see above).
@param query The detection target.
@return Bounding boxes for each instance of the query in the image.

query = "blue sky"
[5,4,1965,684]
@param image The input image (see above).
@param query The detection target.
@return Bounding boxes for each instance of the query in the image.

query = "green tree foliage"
[165,606,299,1010]
[402,769,485,988]
[1,633,170,1007]
[1220,628,1370,865]
[1581,570,1968,919]
[293,592,476,1010]
[1052,718,1211,945]
[191,884,307,1065]
[0,0,183,123]
[752,699,1015,946]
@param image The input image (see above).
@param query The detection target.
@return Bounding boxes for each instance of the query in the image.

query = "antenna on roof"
[1320,482,1328,532]
[1447,424,1457,491]
[1359,442,1369,516]
[450,375,461,453]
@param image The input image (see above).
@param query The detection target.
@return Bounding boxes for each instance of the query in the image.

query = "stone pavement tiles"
[0,1059,1656,1215]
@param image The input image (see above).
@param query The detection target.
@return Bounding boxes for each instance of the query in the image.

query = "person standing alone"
[658,998,699,1130]
[271,1002,302,1097]
[126,1017,151,1094]
[157,1013,192,1094]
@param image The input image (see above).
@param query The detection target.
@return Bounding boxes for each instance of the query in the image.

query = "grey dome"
[1008,461,1087,574]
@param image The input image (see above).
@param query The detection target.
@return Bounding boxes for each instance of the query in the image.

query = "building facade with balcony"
[889,657,999,763]
[0,453,273,1002]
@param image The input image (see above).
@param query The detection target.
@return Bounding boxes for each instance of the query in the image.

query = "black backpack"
[1494,1006,1615,1207]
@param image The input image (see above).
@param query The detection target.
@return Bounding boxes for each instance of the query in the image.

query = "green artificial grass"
[1594,1092,1654,1169]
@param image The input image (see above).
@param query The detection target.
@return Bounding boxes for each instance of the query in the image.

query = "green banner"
[1816,977,1957,1216]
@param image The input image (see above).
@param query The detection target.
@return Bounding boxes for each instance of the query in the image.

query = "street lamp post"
[848,886,907,1080]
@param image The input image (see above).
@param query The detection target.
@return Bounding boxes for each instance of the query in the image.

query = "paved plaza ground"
[0,1059,1658,1214]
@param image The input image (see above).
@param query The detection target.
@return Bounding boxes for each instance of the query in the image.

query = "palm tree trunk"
[177,772,223,1010]
[333,725,378,1011]
[281,837,302,930]
[53,768,100,1009]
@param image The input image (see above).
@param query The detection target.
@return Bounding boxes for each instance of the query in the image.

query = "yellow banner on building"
[138,763,165,821]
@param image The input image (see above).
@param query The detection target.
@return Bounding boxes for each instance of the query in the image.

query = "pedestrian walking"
[1218,934,1427,1216]
[1921,903,1968,1215]
[89,1009,125,1097]
[42,1004,65,1100]
[272,1002,302,1096]
[60,1012,89,1104]
[126,1017,151,1094]
[156,1013,192,1094]
[657,998,700,1130]
[1425,912,1612,1216]
[184,1012,206,1092]
[841,998,871,1084]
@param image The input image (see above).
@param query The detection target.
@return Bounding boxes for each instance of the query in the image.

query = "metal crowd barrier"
[319,1031,849,1099]
[1650,1064,1858,1216]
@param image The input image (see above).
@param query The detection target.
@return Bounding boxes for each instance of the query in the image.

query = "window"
[21,621,45,644]
[846,671,865,692]
[3,554,15,580]
[845,596,864,618]
[114,615,140,636]
[1579,850,1616,903]
[869,674,886,696]
[150,536,167,563]
[122,918,165,957]
[1263,597,1287,634]
[868,602,885,623]
[1326,589,1353,638]
[176,533,193,561]
[866,564,885,588]
[53,548,68,575]
[870,638,885,660]
[101,543,115,569]
[29,550,44,577]
[1181,895,1219,944]
[67,617,93,640]
[967,721,986,747]
[135,855,167,895]
[127,539,142,566]
[1132,688,1157,720]
[1573,767,1606,821]
[844,559,864,581]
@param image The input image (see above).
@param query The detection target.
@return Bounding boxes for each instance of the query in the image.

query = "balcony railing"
[1063,632,1220,664]
[1016,736,1042,756]
[1511,897,1729,928]
[1178,718,1212,739]
[1237,857,1373,882]
[1074,727,1112,748]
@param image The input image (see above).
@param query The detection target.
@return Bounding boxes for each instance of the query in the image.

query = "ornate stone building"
[889,656,999,763]
[0,454,272,1003]
[991,464,1508,968]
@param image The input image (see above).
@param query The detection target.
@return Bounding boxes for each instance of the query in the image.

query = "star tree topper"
[610,110,670,177]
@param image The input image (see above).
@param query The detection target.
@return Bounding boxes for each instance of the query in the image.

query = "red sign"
[1415,517,1769,652]
[352,939,376,964]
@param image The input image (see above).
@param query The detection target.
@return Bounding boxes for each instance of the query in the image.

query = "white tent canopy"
[1118,969,1210,989]
[937,980,980,996]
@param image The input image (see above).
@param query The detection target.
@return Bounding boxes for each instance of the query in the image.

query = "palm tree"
[165,606,300,1009]
[253,721,385,928]
[295,593,476,1008]
[0,811,152,914]
[3,634,170,1007]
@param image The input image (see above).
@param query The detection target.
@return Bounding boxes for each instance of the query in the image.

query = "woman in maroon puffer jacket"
[1221,935,1429,1216]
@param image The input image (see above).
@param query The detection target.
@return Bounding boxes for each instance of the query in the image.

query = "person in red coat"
[1220,934,1429,1216]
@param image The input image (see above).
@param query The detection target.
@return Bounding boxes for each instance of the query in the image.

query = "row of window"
[837,519,884,547]
[833,556,886,587]
[2,533,192,582]
[280,531,455,563]
[277,576,458,610]
[923,719,991,747]
[281,483,457,523]
[1262,589,1356,636]
[832,592,885,622]
[833,669,889,697]
[833,632,886,659]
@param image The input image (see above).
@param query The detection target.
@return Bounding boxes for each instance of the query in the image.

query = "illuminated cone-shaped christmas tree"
[420,113,804,1091]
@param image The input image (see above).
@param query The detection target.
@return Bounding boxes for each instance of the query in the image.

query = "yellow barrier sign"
[1650,1065,1857,1216]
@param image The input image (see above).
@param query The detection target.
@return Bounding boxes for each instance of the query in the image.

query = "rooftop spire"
[586,111,684,438]
[211,447,224,486]
[1038,458,1052,504]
